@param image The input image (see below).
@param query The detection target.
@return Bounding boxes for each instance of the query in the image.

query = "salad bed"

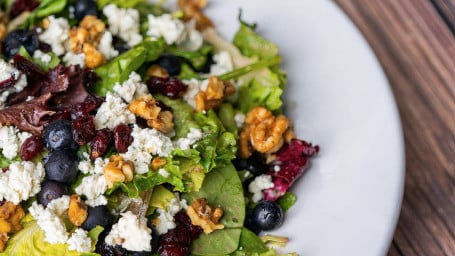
[0,0,318,255]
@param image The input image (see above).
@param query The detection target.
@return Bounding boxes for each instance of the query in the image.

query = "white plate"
[205,1,405,255]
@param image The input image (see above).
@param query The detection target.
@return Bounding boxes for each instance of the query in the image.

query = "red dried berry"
[90,129,113,160]
[146,76,187,99]
[9,0,39,18]
[72,115,96,145]
[174,211,202,240]
[71,96,103,120]
[158,243,189,256]
[20,135,44,161]
[159,223,191,246]
[113,124,132,153]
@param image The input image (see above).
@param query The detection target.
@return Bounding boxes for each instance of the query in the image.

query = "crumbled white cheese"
[273,164,281,172]
[75,173,108,207]
[0,161,45,204]
[210,51,234,76]
[248,174,274,202]
[0,126,31,160]
[177,20,203,51]
[174,128,204,150]
[103,4,142,46]
[158,168,170,178]
[234,112,246,128]
[63,52,85,67]
[33,50,52,64]
[46,195,71,217]
[78,154,107,175]
[38,16,70,56]
[29,198,70,244]
[182,78,209,109]
[98,31,119,60]
[147,14,185,45]
[121,125,174,174]
[67,228,92,253]
[0,60,28,109]
[105,211,152,252]
[94,92,136,129]
[154,198,183,235]
[113,72,148,103]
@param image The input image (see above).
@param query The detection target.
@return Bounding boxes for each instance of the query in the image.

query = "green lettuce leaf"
[237,68,284,113]
[184,163,245,255]
[92,39,166,96]
[22,0,68,29]
[233,22,279,59]
[0,155,18,169]
[277,192,297,212]
[0,214,99,256]
[193,110,237,171]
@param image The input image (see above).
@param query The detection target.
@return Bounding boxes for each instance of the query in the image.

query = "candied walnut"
[147,65,169,78]
[239,106,292,158]
[79,15,105,41]
[128,95,174,134]
[186,198,224,234]
[195,76,235,112]
[147,110,174,134]
[104,155,135,188]
[68,15,106,68]
[128,95,161,120]
[0,201,25,252]
[82,43,105,68]
[178,0,213,31]
[0,232,7,252]
[151,157,167,171]
[68,195,88,226]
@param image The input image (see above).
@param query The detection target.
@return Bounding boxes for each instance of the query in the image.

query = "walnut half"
[186,198,224,234]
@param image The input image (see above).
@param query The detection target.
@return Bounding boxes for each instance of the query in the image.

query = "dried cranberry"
[113,124,132,153]
[9,0,39,18]
[157,243,189,256]
[72,115,96,145]
[71,96,103,120]
[146,77,187,99]
[159,224,191,245]
[174,211,202,240]
[90,129,113,160]
[20,135,44,161]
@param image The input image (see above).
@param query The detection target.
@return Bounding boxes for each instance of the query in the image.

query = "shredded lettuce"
[233,22,279,59]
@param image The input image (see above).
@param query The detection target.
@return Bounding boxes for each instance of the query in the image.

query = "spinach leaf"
[92,39,166,96]
[229,228,269,255]
[184,164,245,255]
[167,44,213,70]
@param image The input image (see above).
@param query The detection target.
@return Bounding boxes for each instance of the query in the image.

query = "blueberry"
[2,29,39,59]
[244,209,261,234]
[45,149,79,184]
[37,180,69,207]
[232,152,267,176]
[113,36,130,54]
[82,206,114,231]
[73,0,98,21]
[156,55,182,76]
[43,120,77,151]
[251,200,284,231]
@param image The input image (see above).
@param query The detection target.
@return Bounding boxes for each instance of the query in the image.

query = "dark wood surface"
[334,0,455,255]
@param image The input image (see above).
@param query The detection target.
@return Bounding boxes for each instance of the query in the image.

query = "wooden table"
[334,0,455,255]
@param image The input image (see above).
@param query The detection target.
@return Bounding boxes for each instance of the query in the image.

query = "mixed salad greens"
[0,0,318,255]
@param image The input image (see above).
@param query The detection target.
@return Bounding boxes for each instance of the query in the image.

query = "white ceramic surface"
[205,1,405,255]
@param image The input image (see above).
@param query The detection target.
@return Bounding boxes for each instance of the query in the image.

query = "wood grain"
[334,0,455,255]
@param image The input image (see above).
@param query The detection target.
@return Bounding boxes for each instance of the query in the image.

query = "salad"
[0,0,319,255]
